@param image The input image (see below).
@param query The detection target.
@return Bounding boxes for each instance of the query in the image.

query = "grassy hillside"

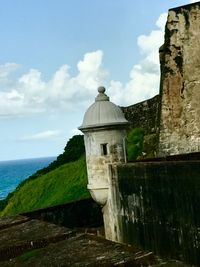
[0,156,90,217]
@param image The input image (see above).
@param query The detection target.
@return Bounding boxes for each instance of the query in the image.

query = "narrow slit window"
[101,143,108,155]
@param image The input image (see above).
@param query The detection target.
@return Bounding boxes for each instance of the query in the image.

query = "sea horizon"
[0,155,56,163]
[0,156,56,200]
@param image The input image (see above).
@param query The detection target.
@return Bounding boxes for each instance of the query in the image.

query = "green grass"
[17,249,44,263]
[0,156,90,217]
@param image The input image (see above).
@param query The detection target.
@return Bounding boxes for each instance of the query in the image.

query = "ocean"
[0,157,56,200]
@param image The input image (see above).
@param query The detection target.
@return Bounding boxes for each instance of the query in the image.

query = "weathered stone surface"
[1,234,156,267]
[1,215,191,266]
[0,217,74,261]
[0,215,30,230]
[121,95,160,135]
[158,2,200,156]
[152,261,192,267]
[0,215,158,266]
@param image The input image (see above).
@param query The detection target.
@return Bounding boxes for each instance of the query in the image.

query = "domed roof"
[79,87,129,131]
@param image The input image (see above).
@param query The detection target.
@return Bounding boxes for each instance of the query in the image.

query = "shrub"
[127,128,144,161]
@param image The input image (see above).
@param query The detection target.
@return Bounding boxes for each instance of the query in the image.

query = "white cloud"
[189,0,198,3]
[0,50,107,117]
[0,63,19,79]
[70,128,83,136]
[156,12,168,31]
[108,12,167,106]
[21,130,62,141]
[0,12,168,117]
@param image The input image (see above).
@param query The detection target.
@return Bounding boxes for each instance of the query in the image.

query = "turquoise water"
[0,157,56,200]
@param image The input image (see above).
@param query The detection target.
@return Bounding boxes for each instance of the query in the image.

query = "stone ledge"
[0,215,194,266]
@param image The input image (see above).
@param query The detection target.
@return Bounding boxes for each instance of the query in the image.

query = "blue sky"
[0,0,196,161]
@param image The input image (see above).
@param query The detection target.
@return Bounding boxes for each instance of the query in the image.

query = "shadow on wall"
[22,198,103,229]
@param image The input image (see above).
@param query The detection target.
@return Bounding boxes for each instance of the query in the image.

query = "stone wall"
[158,3,200,156]
[108,153,200,266]
[121,95,160,157]
[120,3,200,157]
[22,198,103,229]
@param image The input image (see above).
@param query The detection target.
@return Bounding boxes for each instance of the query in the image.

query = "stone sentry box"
[79,86,129,239]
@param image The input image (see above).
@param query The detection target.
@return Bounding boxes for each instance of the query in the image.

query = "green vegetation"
[17,249,43,263]
[0,135,85,212]
[127,128,144,161]
[0,129,145,216]
[26,134,85,178]
[0,156,89,216]
[0,135,89,216]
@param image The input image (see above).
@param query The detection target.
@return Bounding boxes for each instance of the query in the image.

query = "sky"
[0,0,197,161]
